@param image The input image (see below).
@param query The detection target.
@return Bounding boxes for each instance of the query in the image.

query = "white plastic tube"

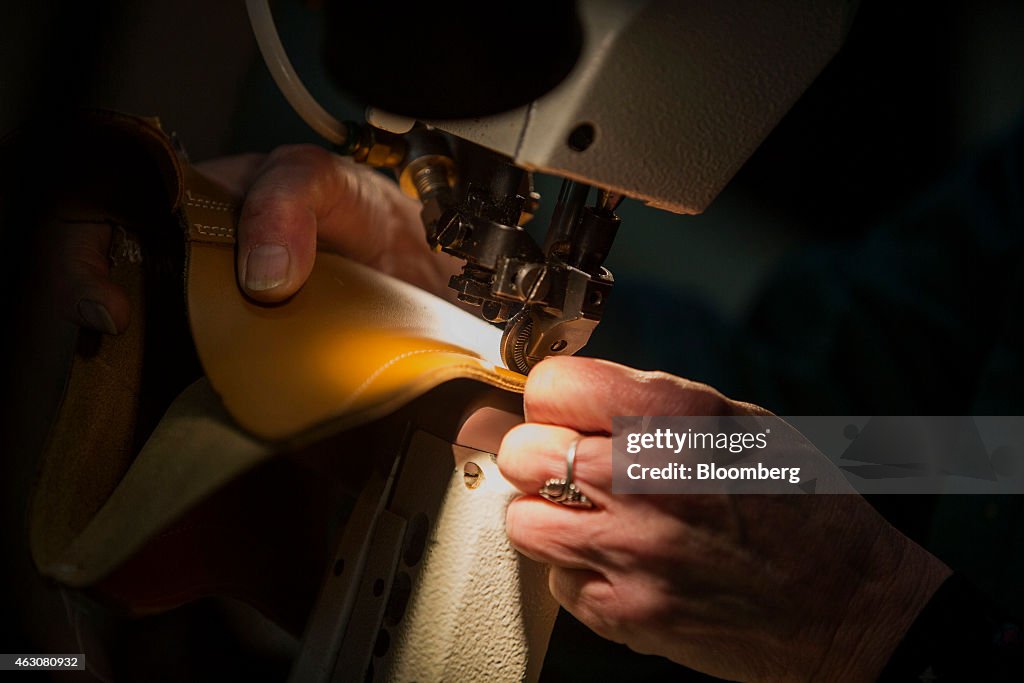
[245,0,348,145]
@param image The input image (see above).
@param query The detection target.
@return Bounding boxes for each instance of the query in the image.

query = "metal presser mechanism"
[240,1,858,680]
[246,0,856,372]
[375,124,622,374]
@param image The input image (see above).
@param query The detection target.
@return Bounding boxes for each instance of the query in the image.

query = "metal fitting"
[350,127,407,168]
[399,155,457,201]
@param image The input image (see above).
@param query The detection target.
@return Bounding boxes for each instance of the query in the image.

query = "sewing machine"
[241,0,855,679]
[249,0,854,372]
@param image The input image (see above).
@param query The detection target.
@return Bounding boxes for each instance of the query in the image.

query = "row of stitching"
[349,348,459,403]
[459,366,526,392]
[193,223,234,238]
[185,199,234,212]
[344,350,526,414]
[184,190,233,211]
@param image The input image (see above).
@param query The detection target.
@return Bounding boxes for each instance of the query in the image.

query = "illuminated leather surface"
[26,112,526,589]
[177,164,525,441]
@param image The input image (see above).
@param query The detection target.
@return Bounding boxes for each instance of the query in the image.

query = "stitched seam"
[193,223,234,238]
[343,349,525,412]
[185,201,233,212]
[467,368,525,391]
[349,348,458,401]
[184,190,234,211]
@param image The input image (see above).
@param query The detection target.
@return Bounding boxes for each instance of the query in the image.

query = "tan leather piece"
[25,112,527,593]
[187,241,524,441]
[176,161,525,441]
[180,165,238,245]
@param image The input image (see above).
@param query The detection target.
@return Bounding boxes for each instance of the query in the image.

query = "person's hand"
[498,356,952,682]
[54,145,461,332]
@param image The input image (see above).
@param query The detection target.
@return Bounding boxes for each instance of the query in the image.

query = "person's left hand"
[498,356,951,682]
[50,147,463,334]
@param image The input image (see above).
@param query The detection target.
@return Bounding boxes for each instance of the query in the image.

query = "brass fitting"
[398,154,457,201]
[349,127,407,168]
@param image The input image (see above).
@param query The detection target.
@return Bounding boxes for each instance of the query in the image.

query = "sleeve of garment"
[879,573,1024,682]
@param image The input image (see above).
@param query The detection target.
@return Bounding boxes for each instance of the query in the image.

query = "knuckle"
[240,189,286,217]
[629,588,671,626]
[686,386,730,415]
[638,370,683,394]
[266,143,332,168]
[555,534,598,568]
[548,569,629,643]
[598,582,666,641]
[603,518,675,567]
[637,370,730,415]
[579,599,626,643]
[238,189,301,236]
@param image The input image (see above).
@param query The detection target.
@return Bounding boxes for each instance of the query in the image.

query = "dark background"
[2,0,1023,680]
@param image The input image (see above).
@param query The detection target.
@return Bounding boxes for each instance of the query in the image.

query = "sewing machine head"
[250,0,856,372]
[358,119,622,374]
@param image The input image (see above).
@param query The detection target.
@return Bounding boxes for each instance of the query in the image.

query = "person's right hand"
[54,144,462,333]
[499,357,952,682]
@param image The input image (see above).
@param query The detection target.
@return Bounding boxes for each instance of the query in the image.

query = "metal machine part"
[289,386,556,683]
[357,0,854,368]
[250,0,856,371]
[491,192,619,374]
[391,129,620,373]
[368,0,856,215]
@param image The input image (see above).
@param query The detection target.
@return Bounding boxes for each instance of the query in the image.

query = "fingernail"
[245,244,290,292]
[78,299,118,335]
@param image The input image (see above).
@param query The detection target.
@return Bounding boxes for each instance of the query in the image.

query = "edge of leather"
[22,110,190,580]
[28,110,526,589]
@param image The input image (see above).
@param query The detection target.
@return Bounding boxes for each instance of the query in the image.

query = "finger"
[235,146,325,301]
[498,423,612,503]
[547,566,623,643]
[51,221,128,333]
[524,356,727,434]
[236,144,407,302]
[506,497,602,570]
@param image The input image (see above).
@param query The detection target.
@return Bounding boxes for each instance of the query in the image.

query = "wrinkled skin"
[498,356,951,682]
[54,145,951,681]
[53,145,461,333]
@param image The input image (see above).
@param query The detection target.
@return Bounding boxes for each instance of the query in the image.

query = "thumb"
[234,145,404,302]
